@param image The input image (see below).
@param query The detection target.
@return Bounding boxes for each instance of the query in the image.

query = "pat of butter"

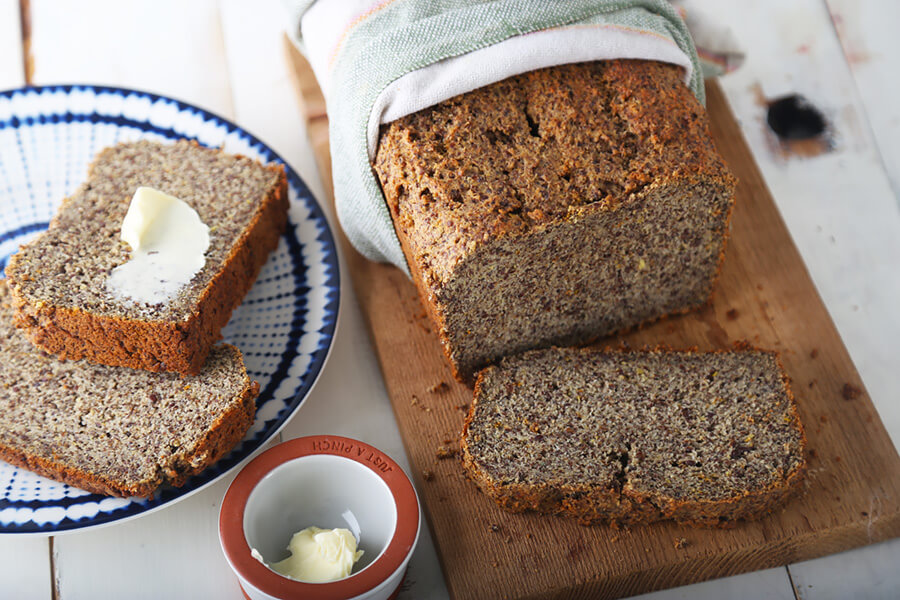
[263,526,364,584]
[106,187,210,305]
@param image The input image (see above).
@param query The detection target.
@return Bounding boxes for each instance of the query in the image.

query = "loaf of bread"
[0,281,257,497]
[5,140,288,375]
[461,346,806,527]
[374,60,737,383]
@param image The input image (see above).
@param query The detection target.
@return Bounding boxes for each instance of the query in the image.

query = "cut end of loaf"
[462,346,806,527]
[439,178,734,383]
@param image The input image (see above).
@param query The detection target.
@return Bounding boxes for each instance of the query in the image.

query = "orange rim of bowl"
[219,435,419,600]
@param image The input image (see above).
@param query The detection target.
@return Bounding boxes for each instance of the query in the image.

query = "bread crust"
[5,145,288,376]
[461,345,807,528]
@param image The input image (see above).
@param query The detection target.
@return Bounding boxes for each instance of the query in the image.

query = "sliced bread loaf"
[375,60,736,383]
[461,346,806,527]
[5,140,288,375]
[0,280,258,497]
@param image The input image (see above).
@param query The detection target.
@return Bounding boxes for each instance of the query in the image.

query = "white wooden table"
[0,1,898,598]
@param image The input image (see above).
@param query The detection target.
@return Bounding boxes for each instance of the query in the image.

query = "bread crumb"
[490,523,501,532]
[457,403,470,412]
[436,445,456,459]
[810,348,819,359]
[725,309,739,320]
[842,383,861,401]
[428,381,450,394]
[410,394,419,406]
[422,469,434,482]
[674,537,688,549]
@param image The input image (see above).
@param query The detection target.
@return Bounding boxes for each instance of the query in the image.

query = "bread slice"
[5,140,288,375]
[461,346,806,527]
[374,60,736,383]
[0,280,258,497]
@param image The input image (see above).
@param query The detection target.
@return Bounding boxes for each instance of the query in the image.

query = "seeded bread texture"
[374,60,737,383]
[5,140,288,375]
[0,280,258,498]
[461,346,806,527]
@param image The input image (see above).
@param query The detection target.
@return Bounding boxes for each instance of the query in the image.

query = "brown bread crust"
[5,142,288,375]
[375,60,737,384]
[0,376,258,498]
[461,346,807,528]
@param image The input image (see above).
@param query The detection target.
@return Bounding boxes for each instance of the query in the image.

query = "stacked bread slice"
[1,140,288,497]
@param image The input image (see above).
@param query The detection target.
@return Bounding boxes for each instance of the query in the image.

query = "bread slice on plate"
[5,139,288,375]
[0,280,258,498]
[461,346,806,527]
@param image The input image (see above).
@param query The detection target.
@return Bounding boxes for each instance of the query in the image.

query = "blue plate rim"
[0,83,341,534]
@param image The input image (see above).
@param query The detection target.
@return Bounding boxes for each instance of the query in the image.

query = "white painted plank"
[790,537,900,600]
[0,536,52,600]
[218,0,448,597]
[28,0,234,119]
[688,0,900,453]
[0,0,25,89]
[0,3,53,598]
[53,476,244,599]
[825,0,900,200]
[626,567,796,600]
[218,0,325,208]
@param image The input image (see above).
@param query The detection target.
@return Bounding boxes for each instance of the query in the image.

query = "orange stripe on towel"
[328,0,401,68]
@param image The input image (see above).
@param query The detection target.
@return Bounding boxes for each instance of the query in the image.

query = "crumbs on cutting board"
[674,537,689,550]
[422,469,434,482]
[436,445,456,459]
[842,383,862,401]
[410,394,432,412]
[428,381,450,394]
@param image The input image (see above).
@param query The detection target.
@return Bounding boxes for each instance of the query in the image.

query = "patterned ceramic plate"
[0,85,340,534]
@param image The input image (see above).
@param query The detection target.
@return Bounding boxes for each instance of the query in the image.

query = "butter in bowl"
[219,436,420,600]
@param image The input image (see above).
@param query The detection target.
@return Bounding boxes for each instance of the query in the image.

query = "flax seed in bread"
[461,346,806,527]
[0,280,257,498]
[5,140,288,375]
[374,60,737,383]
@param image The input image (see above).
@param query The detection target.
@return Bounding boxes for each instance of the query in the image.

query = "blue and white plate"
[0,85,340,534]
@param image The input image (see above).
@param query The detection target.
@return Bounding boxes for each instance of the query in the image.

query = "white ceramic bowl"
[219,436,420,600]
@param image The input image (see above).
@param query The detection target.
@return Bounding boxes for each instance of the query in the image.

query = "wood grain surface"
[284,41,900,600]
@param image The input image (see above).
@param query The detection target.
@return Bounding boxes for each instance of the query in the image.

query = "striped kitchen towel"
[285,0,737,273]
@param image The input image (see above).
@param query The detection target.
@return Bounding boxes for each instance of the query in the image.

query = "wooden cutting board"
[284,40,900,600]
